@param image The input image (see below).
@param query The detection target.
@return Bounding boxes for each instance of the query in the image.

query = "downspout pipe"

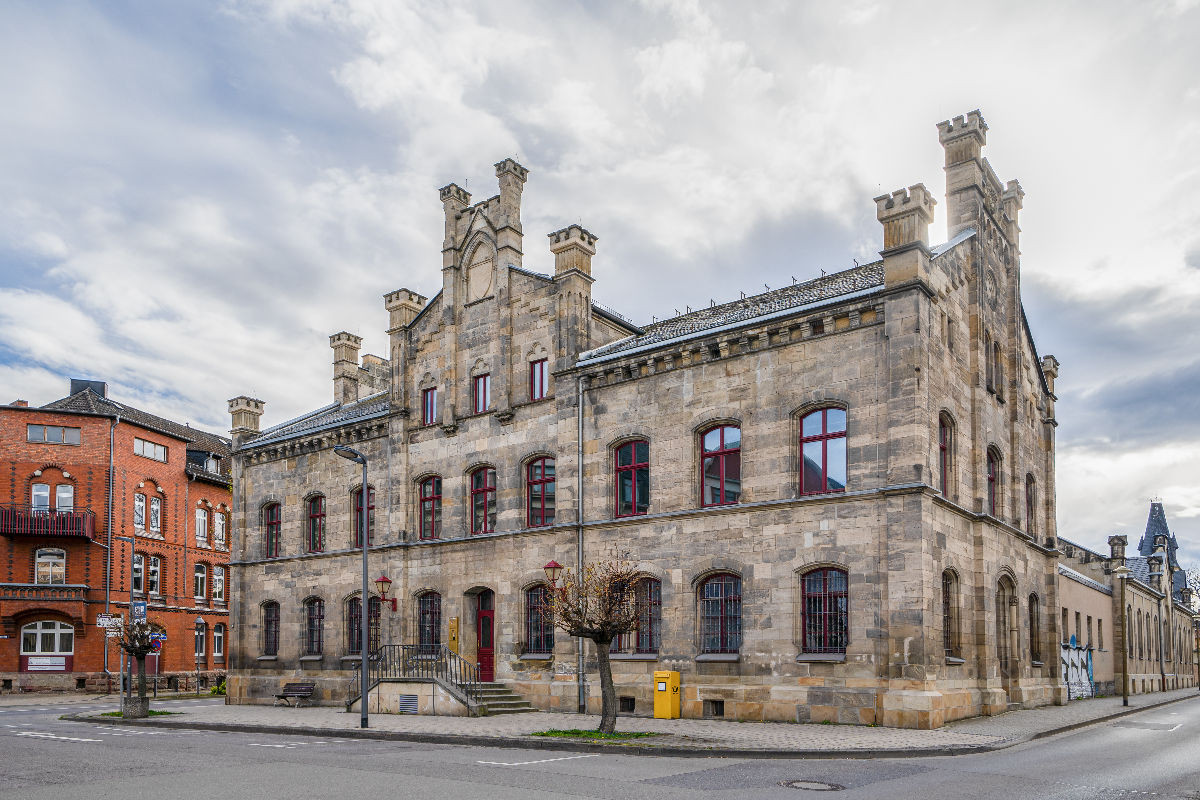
[576,374,586,714]
[103,414,120,678]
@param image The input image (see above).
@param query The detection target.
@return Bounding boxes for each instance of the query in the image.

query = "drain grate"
[781,780,846,791]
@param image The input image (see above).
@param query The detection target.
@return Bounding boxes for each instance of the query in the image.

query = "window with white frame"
[134,494,146,529]
[212,566,225,603]
[214,512,227,549]
[134,437,168,462]
[194,620,206,659]
[149,497,161,534]
[31,483,50,512]
[194,564,207,600]
[27,424,81,445]
[35,548,66,585]
[213,624,225,659]
[132,554,145,594]
[55,485,74,512]
[21,620,74,655]
[205,455,219,473]
[146,556,161,595]
[195,508,209,546]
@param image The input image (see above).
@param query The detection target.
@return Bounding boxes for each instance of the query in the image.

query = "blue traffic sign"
[131,601,148,622]
[149,633,167,641]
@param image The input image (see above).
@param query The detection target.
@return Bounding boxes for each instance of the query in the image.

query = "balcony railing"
[0,505,95,539]
[0,583,88,602]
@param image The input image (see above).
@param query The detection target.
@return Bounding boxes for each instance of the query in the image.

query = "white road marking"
[16,731,101,743]
[478,755,601,766]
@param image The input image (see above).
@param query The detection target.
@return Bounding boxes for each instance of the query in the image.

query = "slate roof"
[42,389,231,460]
[1133,501,1187,602]
[245,391,390,447]
[578,261,886,363]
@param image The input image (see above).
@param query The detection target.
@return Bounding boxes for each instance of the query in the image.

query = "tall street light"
[1113,564,1131,707]
[334,445,370,729]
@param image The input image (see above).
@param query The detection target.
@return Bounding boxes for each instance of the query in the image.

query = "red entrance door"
[477,590,494,682]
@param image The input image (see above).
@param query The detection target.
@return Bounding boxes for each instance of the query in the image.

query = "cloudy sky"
[1,0,1197,563]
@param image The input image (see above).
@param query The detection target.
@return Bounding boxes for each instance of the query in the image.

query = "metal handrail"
[0,505,96,538]
[347,645,483,710]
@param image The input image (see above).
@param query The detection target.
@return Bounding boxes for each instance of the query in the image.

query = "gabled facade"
[1,380,232,692]
[228,112,1070,728]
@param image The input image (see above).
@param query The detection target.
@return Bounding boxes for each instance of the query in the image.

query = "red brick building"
[1,379,231,693]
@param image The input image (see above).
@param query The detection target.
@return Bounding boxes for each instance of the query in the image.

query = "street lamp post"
[112,534,135,699]
[1113,564,1131,706]
[334,445,370,729]
[194,616,205,694]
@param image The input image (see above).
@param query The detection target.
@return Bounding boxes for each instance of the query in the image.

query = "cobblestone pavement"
[46,686,1197,755]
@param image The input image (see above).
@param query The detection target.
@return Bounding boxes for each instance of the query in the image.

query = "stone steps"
[466,682,537,715]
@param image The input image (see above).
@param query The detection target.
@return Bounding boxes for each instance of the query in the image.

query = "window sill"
[695,653,739,662]
[795,653,845,663]
[519,653,553,661]
[299,655,323,662]
[340,655,362,663]
[1032,660,1044,668]
[945,656,966,666]
[256,656,277,662]
[609,653,658,661]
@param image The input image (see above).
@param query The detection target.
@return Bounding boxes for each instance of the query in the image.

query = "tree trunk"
[136,654,148,700]
[594,636,617,734]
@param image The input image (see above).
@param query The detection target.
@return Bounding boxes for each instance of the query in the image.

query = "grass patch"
[98,709,180,717]
[531,728,659,740]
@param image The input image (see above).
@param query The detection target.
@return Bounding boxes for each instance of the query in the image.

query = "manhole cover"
[781,780,846,791]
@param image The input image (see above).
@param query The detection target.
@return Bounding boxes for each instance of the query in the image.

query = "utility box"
[653,670,680,719]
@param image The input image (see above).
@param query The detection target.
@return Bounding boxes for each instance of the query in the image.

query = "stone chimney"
[10,399,28,407]
[549,225,598,278]
[330,332,363,405]
[1108,534,1127,562]
[384,288,427,330]
[228,396,265,447]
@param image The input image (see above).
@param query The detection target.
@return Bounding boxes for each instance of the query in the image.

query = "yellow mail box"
[653,670,680,719]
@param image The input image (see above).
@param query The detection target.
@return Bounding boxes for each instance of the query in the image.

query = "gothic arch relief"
[465,240,495,303]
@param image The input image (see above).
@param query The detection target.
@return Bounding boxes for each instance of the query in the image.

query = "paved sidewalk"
[60,686,1200,758]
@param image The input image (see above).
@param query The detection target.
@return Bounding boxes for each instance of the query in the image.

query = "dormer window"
[205,455,219,473]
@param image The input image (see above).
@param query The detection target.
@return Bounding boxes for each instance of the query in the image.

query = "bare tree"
[117,619,157,718]
[1187,565,1200,608]
[544,558,641,734]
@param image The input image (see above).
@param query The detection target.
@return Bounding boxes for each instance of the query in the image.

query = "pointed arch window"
[800,408,847,495]
[701,425,741,506]
[527,457,556,528]
[938,414,953,495]
[986,449,1001,516]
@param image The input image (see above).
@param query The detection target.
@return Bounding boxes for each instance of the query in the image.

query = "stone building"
[227,111,1069,728]
[2,380,231,693]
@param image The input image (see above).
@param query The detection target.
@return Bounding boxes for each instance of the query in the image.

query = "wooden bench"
[273,681,316,707]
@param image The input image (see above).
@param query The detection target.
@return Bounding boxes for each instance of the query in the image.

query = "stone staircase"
[471,682,536,715]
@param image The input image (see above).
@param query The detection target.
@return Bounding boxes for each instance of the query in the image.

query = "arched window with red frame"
[306,495,325,552]
[525,585,554,655]
[801,567,848,654]
[470,467,497,535]
[419,476,442,540]
[615,440,649,517]
[938,414,953,495]
[699,573,742,653]
[526,457,555,528]
[800,408,847,495]
[700,425,741,507]
[263,503,281,558]
[352,486,375,548]
[986,449,1001,516]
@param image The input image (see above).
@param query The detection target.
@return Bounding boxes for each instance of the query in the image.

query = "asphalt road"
[1,696,1197,800]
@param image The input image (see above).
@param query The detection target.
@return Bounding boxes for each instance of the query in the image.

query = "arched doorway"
[476,589,495,682]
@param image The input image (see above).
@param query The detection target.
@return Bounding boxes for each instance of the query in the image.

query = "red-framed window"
[801,568,848,654]
[262,602,279,656]
[987,449,1000,516]
[699,573,741,653]
[612,577,661,654]
[421,387,437,426]
[347,595,381,655]
[470,467,497,535]
[264,503,281,558]
[700,425,741,507]
[419,476,442,540]
[942,570,960,658]
[526,457,555,528]
[938,415,952,495]
[306,495,325,552]
[1028,594,1041,662]
[418,592,442,655]
[472,374,491,414]
[530,359,549,401]
[800,407,847,495]
[352,486,375,548]
[525,585,554,655]
[303,597,324,656]
[615,440,649,517]
[1025,474,1036,534]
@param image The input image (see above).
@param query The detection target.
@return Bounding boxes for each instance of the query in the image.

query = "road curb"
[64,692,1199,760]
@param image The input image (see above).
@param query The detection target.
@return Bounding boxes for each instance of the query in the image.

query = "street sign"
[105,628,121,639]
[150,640,162,651]
[131,601,147,623]
[96,614,122,628]
[149,633,167,641]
